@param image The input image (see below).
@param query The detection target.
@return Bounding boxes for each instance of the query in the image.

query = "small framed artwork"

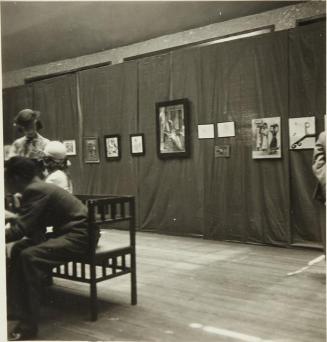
[84,137,100,163]
[156,98,190,159]
[215,145,231,158]
[130,134,145,156]
[62,140,77,156]
[198,124,215,139]
[104,134,121,161]
[289,117,316,149]
[217,121,235,138]
[252,117,281,159]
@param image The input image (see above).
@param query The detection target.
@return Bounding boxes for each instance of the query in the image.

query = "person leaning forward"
[5,156,95,341]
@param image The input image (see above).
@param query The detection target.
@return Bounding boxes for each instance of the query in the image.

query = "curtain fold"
[289,22,326,244]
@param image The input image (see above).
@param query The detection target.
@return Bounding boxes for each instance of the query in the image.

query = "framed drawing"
[62,140,77,156]
[217,121,235,138]
[198,124,214,139]
[84,137,100,163]
[252,117,281,159]
[104,134,121,161]
[215,145,231,158]
[156,98,190,159]
[130,134,145,156]
[289,117,316,149]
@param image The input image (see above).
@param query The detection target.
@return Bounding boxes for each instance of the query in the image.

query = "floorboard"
[8,230,325,341]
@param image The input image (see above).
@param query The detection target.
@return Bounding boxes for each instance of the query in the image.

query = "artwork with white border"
[198,124,214,139]
[131,136,144,154]
[217,121,235,138]
[62,140,76,156]
[252,117,281,159]
[289,117,316,149]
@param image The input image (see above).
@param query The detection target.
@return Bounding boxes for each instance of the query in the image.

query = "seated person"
[5,156,92,341]
[43,141,73,193]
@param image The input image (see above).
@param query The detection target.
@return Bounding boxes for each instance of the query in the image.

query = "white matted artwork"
[252,117,281,159]
[198,124,214,139]
[289,117,316,149]
[62,140,77,156]
[217,121,235,138]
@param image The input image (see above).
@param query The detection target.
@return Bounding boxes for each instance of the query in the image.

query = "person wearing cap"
[43,141,73,193]
[5,156,92,341]
[8,109,49,160]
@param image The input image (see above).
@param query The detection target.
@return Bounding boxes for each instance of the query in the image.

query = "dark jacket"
[312,131,326,203]
[6,181,88,243]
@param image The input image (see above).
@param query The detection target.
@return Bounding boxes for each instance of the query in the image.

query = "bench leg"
[90,277,98,321]
[131,254,137,305]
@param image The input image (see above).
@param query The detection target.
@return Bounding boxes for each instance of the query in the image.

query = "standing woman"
[7,109,49,209]
[9,109,49,161]
[43,141,73,193]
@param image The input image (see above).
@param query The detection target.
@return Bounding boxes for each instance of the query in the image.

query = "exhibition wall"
[3,22,326,247]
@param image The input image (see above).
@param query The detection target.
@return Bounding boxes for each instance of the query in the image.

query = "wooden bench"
[51,194,137,321]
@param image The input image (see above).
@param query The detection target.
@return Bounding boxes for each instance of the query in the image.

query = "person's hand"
[5,210,18,223]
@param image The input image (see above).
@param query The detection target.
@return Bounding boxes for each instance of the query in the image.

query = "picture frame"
[130,134,145,156]
[104,134,121,161]
[217,121,235,138]
[83,137,100,163]
[62,139,77,156]
[215,145,231,158]
[289,117,316,150]
[252,117,281,159]
[156,98,190,159]
[198,124,215,139]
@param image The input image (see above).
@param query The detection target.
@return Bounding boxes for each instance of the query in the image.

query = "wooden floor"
[10,230,326,341]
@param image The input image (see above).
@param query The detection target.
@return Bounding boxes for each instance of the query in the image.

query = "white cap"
[44,141,67,160]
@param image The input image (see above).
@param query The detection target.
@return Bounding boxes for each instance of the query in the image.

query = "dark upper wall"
[3,2,324,88]
[1,1,300,72]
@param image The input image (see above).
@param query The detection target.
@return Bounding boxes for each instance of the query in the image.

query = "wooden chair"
[51,195,137,321]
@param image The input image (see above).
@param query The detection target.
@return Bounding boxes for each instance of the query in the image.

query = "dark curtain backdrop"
[137,54,204,235]
[77,63,138,197]
[289,22,326,244]
[2,24,325,247]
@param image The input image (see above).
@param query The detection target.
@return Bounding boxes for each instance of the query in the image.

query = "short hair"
[5,156,37,183]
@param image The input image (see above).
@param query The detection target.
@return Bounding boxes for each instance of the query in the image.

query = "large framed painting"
[104,134,121,161]
[156,98,190,159]
[84,137,100,163]
[289,117,316,149]
[252,117,281,159]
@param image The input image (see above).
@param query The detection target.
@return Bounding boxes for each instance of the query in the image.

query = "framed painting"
[104,134,121,161]
[252,117,281,159]
[156,98,190,159]
[289,117,316,149]
[130,134,145,156]
[215,145,231,158]
[84,137,100,163]
[62,140,77,156]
